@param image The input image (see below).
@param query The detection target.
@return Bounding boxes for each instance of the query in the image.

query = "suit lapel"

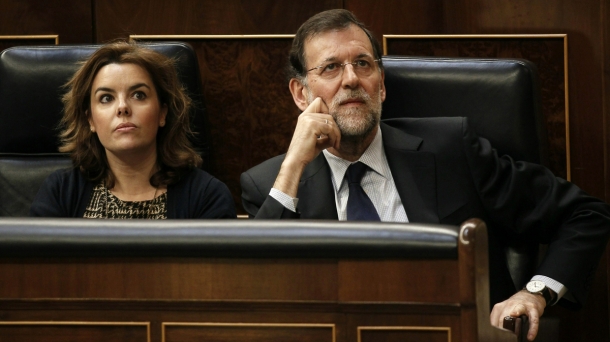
[381,123,440,223]
[297,154,338,219]
[294,123,439,222]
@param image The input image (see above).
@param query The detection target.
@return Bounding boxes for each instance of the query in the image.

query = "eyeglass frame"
[306,58,381,79]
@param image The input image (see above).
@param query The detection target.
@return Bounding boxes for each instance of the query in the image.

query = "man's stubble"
[306,84,383,145]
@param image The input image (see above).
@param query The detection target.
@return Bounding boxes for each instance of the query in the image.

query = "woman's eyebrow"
[94,83,151,95]
[128,83,151,92]
[94,86,114,95]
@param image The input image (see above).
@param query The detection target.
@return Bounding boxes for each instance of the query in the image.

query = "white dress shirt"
[322,128,407,222]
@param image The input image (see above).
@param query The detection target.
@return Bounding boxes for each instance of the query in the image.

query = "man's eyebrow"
[320,56,339,63]
[320,53,374,63]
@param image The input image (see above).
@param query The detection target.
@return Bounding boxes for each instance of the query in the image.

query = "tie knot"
[346,162,368,184]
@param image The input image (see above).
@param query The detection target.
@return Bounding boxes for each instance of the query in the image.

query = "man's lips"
[340,98,365,106]
[115,122,137,131]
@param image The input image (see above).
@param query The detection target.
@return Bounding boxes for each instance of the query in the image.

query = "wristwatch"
[524,280,555,305]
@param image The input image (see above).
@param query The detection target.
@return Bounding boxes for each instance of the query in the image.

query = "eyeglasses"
[307,58,380,80]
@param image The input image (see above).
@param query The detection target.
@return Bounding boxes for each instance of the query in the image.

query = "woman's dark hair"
[59,40,202,188]
[287,9,384,81]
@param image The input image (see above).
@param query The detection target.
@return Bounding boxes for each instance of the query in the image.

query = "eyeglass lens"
[312,59,378,79]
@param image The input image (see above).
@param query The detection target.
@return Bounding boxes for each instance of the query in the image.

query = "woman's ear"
[87,110,96,132]
[159,104,168,127]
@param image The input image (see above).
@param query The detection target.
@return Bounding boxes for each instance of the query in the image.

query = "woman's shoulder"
[174,167,227,191]
[30,167,93,217]
[168,167,236,218]
[44,167,86,185]
[40,167,93,201]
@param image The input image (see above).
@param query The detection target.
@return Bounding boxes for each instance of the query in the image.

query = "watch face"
[526,280,546,292]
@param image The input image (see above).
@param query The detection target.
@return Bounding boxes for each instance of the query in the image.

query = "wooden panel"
[341,310,461,342]
[384,35,569,180]
[0,300,465,342]
[437,0,606,198]
[0,258,337,301]
[0,35,57,53]
[338,260,459,302]
[131,36,298,210]
[95,0,341,41]
[0,0,92,44]
[604,0,610,340]
[163,323,334,342]
[196,37,296,206]
[359,326,450,342]
[605,0,610,202]
[345,0,446,40]
[0,322,149,342]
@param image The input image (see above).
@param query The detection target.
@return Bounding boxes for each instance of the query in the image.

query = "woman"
[30,41,236,218]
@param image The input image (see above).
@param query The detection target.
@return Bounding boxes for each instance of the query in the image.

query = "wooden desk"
[0,218,517,342]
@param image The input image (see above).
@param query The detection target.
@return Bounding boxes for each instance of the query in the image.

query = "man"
[240,9,610,341]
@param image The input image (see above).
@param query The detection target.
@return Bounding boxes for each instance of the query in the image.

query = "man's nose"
[341,63,360,88]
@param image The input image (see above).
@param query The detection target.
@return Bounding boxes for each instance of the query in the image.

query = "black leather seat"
[382,56,548,167]
[0,42,210,216]
[381,55,548,292]
[381,56,556,341]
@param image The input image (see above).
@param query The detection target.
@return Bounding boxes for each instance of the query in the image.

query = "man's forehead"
[303,25,374,64]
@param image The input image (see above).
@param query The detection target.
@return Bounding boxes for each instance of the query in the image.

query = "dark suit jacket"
[241,117,610,307]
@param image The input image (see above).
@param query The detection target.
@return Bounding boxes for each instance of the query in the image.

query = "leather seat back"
[0,42,209,216]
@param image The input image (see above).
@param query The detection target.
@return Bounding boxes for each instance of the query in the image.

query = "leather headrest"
[381,56,548,165]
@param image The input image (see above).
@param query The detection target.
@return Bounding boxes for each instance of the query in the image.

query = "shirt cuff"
[531,275,567,305]
[269,188,299,213]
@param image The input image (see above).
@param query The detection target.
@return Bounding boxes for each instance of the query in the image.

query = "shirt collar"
[323,126,390,192]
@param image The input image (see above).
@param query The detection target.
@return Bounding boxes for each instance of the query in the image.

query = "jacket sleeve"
[461,118,610,308]
[240,170,300,219]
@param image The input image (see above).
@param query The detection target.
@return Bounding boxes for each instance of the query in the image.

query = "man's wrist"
[273,160,306,198]
[269,188,299,213]
[523,280,556,306]
[530,275,566,305]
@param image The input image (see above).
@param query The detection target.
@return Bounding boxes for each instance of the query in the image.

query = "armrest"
[503,315,528,342]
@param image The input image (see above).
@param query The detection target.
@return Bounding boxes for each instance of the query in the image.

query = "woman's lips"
[115,122,137,131]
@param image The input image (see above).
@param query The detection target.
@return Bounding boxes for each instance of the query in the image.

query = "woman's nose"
[117,97,130,116]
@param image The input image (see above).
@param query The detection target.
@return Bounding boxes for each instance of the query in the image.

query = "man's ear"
[289,78,309,111]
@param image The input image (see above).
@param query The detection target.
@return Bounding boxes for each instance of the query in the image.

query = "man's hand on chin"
[286,97,340,163]
[490,290,547,341]
[273,97,340,197]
